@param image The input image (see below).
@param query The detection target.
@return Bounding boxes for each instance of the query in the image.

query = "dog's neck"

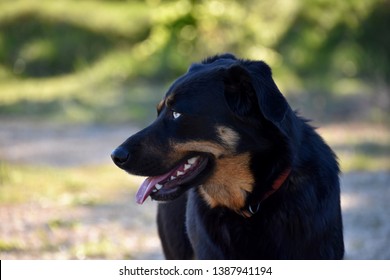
[239,167,292,218]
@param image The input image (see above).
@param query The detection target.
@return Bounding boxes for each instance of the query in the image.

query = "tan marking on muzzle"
[199,153,254,210]
[156,99,165,113]
[169,127,249,210]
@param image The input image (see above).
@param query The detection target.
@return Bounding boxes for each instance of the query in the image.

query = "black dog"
[111,54,344,259]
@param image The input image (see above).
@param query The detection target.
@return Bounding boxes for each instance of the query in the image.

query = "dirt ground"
[0,121,389,259]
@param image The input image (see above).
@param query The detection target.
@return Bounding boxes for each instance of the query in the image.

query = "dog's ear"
[223,64,259,117]
[224,61,289,126]
[245,60,288,124]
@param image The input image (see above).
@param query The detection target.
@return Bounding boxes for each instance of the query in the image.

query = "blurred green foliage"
[0,0,388,123]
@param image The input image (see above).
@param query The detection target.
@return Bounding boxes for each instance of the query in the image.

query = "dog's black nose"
[111,147,129,166]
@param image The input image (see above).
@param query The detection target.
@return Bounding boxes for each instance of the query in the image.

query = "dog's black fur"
[111,54,344,259]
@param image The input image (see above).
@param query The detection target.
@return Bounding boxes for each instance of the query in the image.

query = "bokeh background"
[0,0,389,259]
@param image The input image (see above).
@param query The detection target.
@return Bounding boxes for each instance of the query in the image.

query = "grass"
[71,236,117,259]
[0,240,22,252]
[318,123,390,172]
[0,80,163,124]
[0,162,142,204]
[47,219,80,230]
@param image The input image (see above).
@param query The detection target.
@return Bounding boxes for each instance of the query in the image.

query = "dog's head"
[112,54,295,212]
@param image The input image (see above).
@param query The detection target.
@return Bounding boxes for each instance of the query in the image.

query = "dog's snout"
[111,147,129,166]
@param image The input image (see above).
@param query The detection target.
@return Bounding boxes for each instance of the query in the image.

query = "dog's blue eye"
[172,111,181,119]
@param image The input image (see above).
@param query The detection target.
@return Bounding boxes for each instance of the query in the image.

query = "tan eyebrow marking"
[216,126,240,150]
[165,93,176,108]
[156,99,165,113]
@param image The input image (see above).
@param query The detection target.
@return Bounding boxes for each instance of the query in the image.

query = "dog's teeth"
[184,164,191,170]
[152,188,158,192]
[188,157,198,165]
[170,176,176,180]
[177,171,184,176]
[155,184,163,190]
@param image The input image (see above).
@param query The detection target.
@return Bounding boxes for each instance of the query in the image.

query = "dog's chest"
[185,189,259,259]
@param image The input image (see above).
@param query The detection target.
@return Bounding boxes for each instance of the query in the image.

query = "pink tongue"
[135,172,172,204]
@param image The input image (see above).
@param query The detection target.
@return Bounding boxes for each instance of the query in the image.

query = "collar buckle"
[248,202,261,215]
[238,167,292,219]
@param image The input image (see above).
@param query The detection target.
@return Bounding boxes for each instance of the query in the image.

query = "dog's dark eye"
[172,111,181,119]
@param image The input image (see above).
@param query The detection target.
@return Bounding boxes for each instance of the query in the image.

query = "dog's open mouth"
[136,155,209,204]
